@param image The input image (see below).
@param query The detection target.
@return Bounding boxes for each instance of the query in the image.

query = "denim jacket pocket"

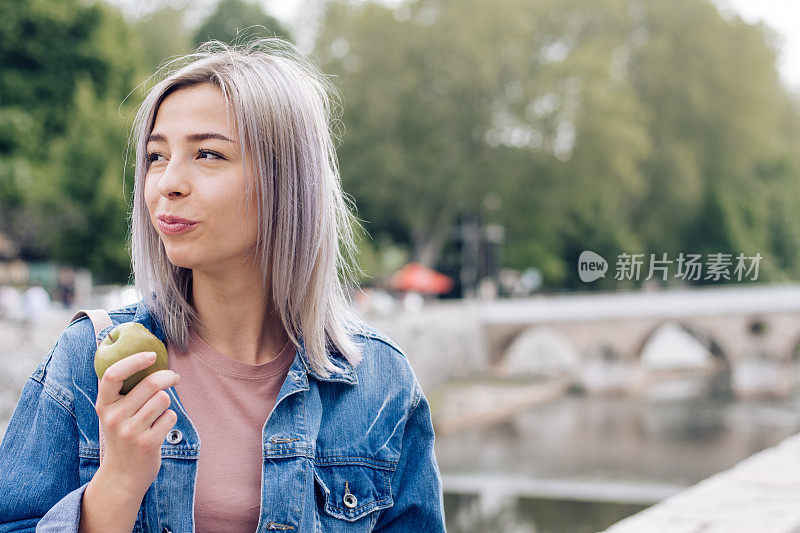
[312,460,394,527]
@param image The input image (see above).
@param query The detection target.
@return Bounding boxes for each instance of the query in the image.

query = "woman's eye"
[198,149,225,160]
[147,152,164,163]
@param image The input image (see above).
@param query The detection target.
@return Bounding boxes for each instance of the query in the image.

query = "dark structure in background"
[437,215,504,299]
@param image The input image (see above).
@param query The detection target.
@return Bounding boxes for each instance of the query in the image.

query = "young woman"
[0,39,445,532]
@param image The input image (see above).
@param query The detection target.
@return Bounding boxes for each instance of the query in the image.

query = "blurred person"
[56,268,76,309]
[0,39,444,532]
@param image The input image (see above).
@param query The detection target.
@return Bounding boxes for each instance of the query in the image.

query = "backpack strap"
[70,308,113,466]
[70,309,113,348]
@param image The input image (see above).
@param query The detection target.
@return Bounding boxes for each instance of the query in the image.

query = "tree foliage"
[316,0,800,288]
[192,0,292,46]
[0,0,141,282]
[2,0,800,290]
[133,5,193,73]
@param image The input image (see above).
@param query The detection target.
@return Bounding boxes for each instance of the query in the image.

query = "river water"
[435,371,800,532]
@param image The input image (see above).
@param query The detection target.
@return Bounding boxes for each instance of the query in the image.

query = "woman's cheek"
[143,181,155,211]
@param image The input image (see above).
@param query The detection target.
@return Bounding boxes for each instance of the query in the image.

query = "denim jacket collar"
[131,298,358,386]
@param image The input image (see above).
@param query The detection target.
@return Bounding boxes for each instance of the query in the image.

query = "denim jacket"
[0,299,445,532]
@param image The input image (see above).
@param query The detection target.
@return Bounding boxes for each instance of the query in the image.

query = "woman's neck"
[190,270,289,365]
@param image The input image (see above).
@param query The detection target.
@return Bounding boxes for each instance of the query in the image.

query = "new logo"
[578,250,607,282]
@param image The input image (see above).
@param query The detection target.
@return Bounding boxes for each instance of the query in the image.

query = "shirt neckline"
[185,329,296,380]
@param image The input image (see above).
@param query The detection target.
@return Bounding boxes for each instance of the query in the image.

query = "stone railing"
[603,432,800,532]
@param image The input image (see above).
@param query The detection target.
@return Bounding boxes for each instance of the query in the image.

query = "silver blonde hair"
[129,38,365,376]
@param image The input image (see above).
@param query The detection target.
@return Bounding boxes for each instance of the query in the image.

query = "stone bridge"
[482,284,800,398]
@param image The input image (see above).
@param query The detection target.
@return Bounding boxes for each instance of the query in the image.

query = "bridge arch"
[631,321,733,398]
[634,321,729,368]
[500,325,581,378]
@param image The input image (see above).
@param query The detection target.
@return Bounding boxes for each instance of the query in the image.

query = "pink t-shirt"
[168,329,296,533]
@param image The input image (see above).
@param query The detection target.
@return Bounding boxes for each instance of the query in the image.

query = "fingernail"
[147,352,156,360]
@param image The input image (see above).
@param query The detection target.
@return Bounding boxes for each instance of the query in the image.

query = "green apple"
[94,322,169,394]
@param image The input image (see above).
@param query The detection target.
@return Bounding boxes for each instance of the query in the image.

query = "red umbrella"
[387,262,454,295]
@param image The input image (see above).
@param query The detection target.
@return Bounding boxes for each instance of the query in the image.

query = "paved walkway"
[604,432,800,533]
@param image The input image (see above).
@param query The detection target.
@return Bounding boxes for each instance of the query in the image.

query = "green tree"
[193,0,292,46]
[0,0,138,151]
[133,5,193,72]
[317,0,523,267]
[0,0,142,283]
[39,78,133,283]
[318,0,800,289]
[628,0,800,282]
[496,0,652,289]
[317,0,649,281]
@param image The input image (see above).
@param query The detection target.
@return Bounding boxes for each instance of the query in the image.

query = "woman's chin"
[164,250,198,270]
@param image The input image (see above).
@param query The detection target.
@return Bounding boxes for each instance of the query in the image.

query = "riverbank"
[429,376,570,436]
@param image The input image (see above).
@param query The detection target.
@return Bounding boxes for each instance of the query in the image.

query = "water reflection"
[436,369,800,532]
[444,492,648,533]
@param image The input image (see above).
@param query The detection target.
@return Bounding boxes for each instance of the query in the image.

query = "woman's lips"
[157,219,198,235]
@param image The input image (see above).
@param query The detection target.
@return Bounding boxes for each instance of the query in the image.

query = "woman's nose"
[157,158,191,198]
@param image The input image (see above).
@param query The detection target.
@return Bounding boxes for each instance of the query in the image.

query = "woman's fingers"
[149,408,178,437]
[130,389,173,430]
[96,352,157,407]
[118,369,180,419]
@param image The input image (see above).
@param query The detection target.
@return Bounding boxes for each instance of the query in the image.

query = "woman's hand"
[94,351,180,497]
[80,353,179,533]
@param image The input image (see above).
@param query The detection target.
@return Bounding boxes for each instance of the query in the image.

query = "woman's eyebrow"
[186,132,236,143]
[146,132,236,144]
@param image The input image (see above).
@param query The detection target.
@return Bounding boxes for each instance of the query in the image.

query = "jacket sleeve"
[0,330,86,532]
[373,383,446,532]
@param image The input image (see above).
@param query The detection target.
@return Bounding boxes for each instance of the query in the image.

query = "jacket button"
[343,492,358,509]
[343,480,358,509]
[166,429,183,444]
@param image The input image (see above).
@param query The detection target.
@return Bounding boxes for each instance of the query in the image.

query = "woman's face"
[144,83,259,275]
